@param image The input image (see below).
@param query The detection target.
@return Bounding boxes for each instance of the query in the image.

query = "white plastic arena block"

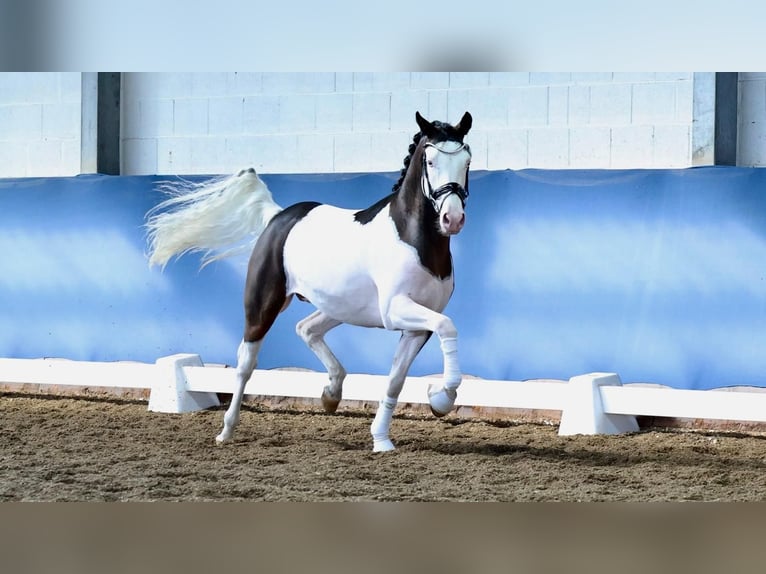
[148,354,220,413]
[558,372,639,436]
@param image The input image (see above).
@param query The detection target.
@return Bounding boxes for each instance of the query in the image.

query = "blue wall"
[1,167,765,390]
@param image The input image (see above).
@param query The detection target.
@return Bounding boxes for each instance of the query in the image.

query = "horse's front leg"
[383,295,462,418]
[370,330,431,452]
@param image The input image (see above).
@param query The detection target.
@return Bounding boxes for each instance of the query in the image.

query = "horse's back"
[281,203,385,326]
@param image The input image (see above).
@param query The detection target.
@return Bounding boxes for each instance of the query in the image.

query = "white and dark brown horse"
[146,111,473,451]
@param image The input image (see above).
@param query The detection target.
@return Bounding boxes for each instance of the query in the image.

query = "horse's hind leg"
[370,330,431,452]
[216,260,290,443]
[295,311,345,413]
[216,338,263,443]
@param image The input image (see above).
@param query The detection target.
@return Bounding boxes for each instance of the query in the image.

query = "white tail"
[146,168,283,269]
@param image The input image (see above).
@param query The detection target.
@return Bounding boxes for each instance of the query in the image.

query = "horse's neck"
[390,180,452,279]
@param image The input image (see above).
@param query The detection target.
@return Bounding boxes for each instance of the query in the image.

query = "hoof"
[428,385,457,418]
[372,439,395,452]
[215,431,231,444]
[321,387,341,414]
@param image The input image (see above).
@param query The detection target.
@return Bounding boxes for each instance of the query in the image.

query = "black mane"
[353,130,423,224]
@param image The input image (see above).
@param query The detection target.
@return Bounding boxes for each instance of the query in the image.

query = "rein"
[421,141,471,213]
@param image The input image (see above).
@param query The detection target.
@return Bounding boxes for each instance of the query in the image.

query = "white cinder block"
[209,97,244,135]
[138,99,174,138]
[590,83,632,126]
[675,80,694,123]
[548,86,569,126]
[125,73,192,100]
[738,122,766,167]
[296,134,335,173]
[191,73,231,98]
[334,73,354,93]
[370,73,411,92]
[489,73,530,87]
[530,73,571,85]
[739,79,766,124]
[632,83,677,125]
[61,139,82,175]
[410,73,450,90]
[334,133,371,173]
[571,73,612,84]
[464,130,486,171]
[189,137,227,174]
[568,85,590,125]
[59,73,82,102]
[223,137,256,172]
[243,95,280,134]
[370,131,411,173]
[0,104,42,140]
[261,73,335,94]
[42,102,80,139]
[449,72,489,89]
[315,93,353,133]
[655,72,692,82]
[2,73,58,103]
[242,134,298,174]
[528,127,569,168]
[569,127,611,168]
[122,138,158,175]
[352,93,390,131]
[26,140,62,176]
[427,91,448,122]
[229,73,263,94]
[390,91,429,130]
[446,90,470,125]
[612,73,656,83]
[173,99,209,136]
[0,141,28,176]
[279,94,316,133]
[611,125,654,168]
[653,125,690,167]
[467,88,509,129]
[507,87,548,127]
[351,73,374,92]
[157,138,192,175]
[487,129,526,170]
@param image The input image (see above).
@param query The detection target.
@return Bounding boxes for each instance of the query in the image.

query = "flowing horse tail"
[145,168,283,269]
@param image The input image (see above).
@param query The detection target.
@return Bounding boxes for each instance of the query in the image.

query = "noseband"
[422,142,471,213]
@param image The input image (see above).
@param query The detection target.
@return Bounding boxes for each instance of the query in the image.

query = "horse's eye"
[427,160,434,167]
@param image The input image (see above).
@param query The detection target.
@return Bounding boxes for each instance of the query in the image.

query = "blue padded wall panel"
[2,167,766,390]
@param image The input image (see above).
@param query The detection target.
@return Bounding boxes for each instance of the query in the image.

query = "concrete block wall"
[0,73,82,177]
[738,73,766,166]
[120,72,698,175]
[3,72,765,177]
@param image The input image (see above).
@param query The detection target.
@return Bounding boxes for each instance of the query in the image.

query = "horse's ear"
[455,112,472,136]
[415,111,433,136]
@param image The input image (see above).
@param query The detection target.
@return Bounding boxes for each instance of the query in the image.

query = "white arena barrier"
[2,355,766,435]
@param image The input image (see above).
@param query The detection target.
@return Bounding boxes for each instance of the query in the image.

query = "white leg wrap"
[428,336,461,416]
[441,336,462,391]
[370,396,397,452]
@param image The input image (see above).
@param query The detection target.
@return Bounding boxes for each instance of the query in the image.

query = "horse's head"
[416,111,473,236]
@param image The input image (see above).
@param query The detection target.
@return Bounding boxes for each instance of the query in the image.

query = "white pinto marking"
[283,204,455,328]
[422,140,471,236]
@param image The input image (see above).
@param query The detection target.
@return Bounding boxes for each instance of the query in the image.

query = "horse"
[146,111,473,452]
